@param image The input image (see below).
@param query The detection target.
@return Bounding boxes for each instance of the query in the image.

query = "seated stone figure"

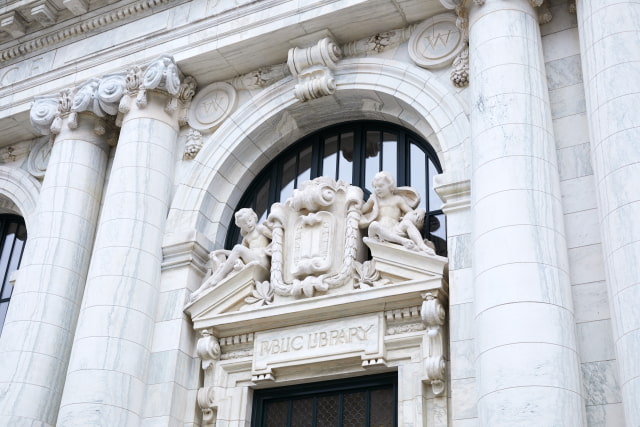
[359,171,435,255]
[190,208,271,301]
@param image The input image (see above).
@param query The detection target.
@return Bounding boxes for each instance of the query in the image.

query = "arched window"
[227,121,446,255]
[0,214,27,335]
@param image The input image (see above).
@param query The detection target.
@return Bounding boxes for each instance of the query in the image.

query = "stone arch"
[0,166,41,231]
[168,57,470,246]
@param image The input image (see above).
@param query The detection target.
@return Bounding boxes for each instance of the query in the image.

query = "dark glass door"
[252,373,397,427]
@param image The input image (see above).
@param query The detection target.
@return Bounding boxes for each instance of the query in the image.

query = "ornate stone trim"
[26,136,51,178]
[342,25,415,57]
[187,82,237,132]
[31,74,125,138]
[422,292,447,396]
[196,329,221,425]
[231,64,290,91]
[286,37,341,102]
[408,13,465,69]
[0,0,175,63]
[183,128,203,160]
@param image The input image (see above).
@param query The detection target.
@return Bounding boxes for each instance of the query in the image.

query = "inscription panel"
[253,313,381,372]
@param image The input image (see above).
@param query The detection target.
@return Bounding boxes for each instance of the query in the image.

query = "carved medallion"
[408,14,464,69]
[27,137,51,178]
[188,82,238,131]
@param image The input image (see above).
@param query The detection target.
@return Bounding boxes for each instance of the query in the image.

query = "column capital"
[30,74,126,140]
[31,56,197,136]
[117,55,197,125]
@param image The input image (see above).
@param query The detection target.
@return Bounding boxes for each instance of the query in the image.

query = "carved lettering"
[1,67,18,86]
[258,324,375,356]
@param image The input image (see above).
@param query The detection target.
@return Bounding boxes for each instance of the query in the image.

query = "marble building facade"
[0,0,637,426]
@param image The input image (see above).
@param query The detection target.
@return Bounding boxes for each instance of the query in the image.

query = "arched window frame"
[226,120,446,255]
[0,214,27,334]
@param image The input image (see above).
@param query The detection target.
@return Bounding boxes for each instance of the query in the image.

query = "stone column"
[468,1,584,425]
[576,1,640,424]
[0,76,121,426]
[57,56,192,425]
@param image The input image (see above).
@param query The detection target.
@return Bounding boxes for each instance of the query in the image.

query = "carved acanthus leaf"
[244,280,274,306]
[183,128,203,160]
[353,260,390,289]
[450,46,469,88]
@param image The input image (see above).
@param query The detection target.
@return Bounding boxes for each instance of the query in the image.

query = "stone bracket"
[421,292,447,396]
[287,37,341,102]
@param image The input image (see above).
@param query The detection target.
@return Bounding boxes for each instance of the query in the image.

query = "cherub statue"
[190,208,271,301]
[359,171,435,255]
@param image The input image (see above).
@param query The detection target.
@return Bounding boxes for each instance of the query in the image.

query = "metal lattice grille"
[253,373,397,427]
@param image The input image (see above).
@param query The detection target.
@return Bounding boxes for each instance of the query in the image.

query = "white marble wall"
[436,180,476,427]
[0,116,109,426]
[541,2,624,426]
[141,230,209,426]
[575,1,640,425]
[57,93,179,426]
[469,0,584,425]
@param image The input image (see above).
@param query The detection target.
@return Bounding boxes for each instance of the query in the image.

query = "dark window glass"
[252,373,397,427]
[0,215,27,335]
[227,121,445,256]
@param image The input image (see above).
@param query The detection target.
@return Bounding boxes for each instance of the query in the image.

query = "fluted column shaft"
[576,1,640,424]
[469,1,584,425]
[0,114,110,426]
[57,89,179,425]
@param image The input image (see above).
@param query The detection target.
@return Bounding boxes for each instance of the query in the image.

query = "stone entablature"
[185,174,449,425]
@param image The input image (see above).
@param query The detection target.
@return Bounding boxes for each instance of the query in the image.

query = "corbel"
[287,36,341,102]
[421,292,447,396]
[196,329,221,425]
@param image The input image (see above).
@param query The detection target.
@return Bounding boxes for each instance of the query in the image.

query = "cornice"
[0,0,176,63]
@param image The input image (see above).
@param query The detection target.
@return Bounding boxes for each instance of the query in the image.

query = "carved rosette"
[287,37,342,102]
[422,292,447,395]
